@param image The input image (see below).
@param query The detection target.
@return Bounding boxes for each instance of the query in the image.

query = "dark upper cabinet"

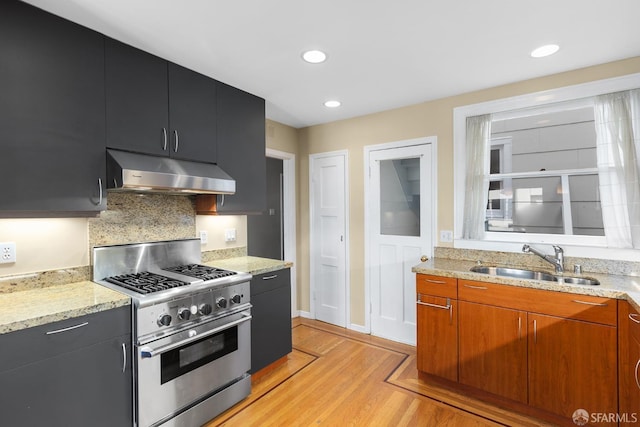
[105,39,217,163]
[215,82,266,214]
[0,0,106,214]
[168,63,218,162]
[105,38,169,157]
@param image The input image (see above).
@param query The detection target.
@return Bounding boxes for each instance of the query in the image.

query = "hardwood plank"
[205,318,556,426]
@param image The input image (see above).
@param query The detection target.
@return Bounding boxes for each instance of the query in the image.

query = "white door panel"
[311,153,347,327]
[369,143,433,345]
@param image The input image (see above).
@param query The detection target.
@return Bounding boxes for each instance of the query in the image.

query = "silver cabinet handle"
[98,178,103,205]
[424,279,447,285]
[417,296,453,325]
[46,321,89,335]
[630,313,640,324]
[219,194,225,207]
[572,300,607,307]
[262,274,278,280]
[173,130,179,152]
[463,284,488,290]
[518,316,522,339]
[635,358,640,390]
[121,343,127,373]
[533,319,537,344]
[162,128,168,151]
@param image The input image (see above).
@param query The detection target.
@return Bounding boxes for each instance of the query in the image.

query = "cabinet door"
[528,313,617,423]
[168,63,217,162]
[459,301,527,403]
[215,82,266,214]
[0,0,105,213]
[105,37,170,156]
[416,295,458,381]
[0,335,132,427]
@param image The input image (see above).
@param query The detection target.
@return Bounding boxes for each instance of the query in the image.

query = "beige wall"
[298,57,640,326]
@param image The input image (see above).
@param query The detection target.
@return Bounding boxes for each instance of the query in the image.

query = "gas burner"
[104,272,189,295]
[163,264,238,281]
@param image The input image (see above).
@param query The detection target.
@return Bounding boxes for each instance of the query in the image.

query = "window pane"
[569,174,604,236]
[380,158,420,236]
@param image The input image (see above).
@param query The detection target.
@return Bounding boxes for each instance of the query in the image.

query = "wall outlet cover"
[199,230,208,244]
[440,230,454,243]
[0,242,16,264]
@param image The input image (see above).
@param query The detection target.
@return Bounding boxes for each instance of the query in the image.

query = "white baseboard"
[298,310,313,319]
[348,323,368,334]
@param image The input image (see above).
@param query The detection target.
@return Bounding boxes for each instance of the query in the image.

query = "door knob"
[420,255,428,262]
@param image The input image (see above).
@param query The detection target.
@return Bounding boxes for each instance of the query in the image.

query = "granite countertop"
[0,281,130,335]
[206,256,293,275]
[412,258,640,313]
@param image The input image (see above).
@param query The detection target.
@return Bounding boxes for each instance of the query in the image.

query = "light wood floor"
[204,318,553,427]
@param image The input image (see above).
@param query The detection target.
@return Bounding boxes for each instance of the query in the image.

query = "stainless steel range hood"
[106,149,235,195]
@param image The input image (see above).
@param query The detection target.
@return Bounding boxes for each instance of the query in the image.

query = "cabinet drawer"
[250,269,291,296]
[417,274,457,299]
[458,279,616,326]
[0,306,131,372]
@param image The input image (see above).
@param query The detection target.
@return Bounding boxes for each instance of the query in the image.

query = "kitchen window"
[453,73,640,258]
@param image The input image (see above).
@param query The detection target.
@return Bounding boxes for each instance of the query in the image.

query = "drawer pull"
[635,358,640,390]
[463,284,488,290]
[121,343,127,373]
[262,274,278,280]
[571,300,607,307]
[424,279,447,285]
[45,322,89,335]
[417,296,453,325]
[630,313,640,324]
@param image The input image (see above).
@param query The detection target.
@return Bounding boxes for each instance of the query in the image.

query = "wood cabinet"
[528,313,617,423]
[105,38,217,163]
[458,301,527,403]
[0,306,132,426]
[620,302,640,423]
[0,0,106,214]
[417,273,621,424]
[250,269,292,373]
[416,275,458,381]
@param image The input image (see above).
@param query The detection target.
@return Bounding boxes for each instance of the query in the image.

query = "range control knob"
[216,297,228,309]
[157,314,172,327]
[199,303,213,316]
[178,307,191,321]
[230,294,242,304]
[190,305,198,315]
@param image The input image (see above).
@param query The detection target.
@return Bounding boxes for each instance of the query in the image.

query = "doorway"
[365,138,436,345]
[309,151,349,327]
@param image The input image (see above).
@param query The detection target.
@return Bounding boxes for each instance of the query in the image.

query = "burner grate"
[162,264,237,281]
[104,272,189,294]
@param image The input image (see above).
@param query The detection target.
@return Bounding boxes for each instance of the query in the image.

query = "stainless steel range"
[93,239,252,427]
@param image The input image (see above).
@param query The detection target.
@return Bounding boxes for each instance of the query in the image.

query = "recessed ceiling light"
[324,100,341,108]
[302,50,327,64]
[530,44,560,58]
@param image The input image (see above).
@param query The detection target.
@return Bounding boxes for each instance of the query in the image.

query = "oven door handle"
[140,312,252,359]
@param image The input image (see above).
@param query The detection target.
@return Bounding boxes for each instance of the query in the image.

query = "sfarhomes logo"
[573,408,638,425]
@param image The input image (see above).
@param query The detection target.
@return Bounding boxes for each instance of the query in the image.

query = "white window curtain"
[594,89,640,249]
[462,114,492,239]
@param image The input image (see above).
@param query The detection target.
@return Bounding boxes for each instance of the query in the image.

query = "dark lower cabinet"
[251,269,292,373]
[0,306,133,427]
[0,0,106,214]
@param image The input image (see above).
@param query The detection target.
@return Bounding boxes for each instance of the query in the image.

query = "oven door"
[136,308,251,427]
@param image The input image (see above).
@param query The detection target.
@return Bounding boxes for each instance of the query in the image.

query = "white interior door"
[310,152,348,327]
[369,144,433,344]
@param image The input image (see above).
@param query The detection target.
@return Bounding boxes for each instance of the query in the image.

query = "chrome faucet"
[522,244,564,273]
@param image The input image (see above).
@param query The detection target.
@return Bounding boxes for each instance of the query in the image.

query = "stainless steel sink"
[470,266,556,281]
[470,265,600,286]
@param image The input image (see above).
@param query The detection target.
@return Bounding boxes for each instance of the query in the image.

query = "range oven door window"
[160,326,238,384]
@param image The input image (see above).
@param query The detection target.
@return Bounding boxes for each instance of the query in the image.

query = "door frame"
[309,150,350,326]
[266,148,297,318]
[363,137,438,334]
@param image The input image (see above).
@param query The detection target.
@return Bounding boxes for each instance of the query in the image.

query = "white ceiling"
[22,0,640,128]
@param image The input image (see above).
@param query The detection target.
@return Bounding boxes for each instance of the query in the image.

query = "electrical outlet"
[439,230,453,243]
[225,228,237,242]
[199,230,208,244]
[0,242,16,264]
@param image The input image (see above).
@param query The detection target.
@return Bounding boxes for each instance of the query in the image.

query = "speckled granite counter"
[0,281,130,335]
[412,258,640,313]
[206,256,293,275]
